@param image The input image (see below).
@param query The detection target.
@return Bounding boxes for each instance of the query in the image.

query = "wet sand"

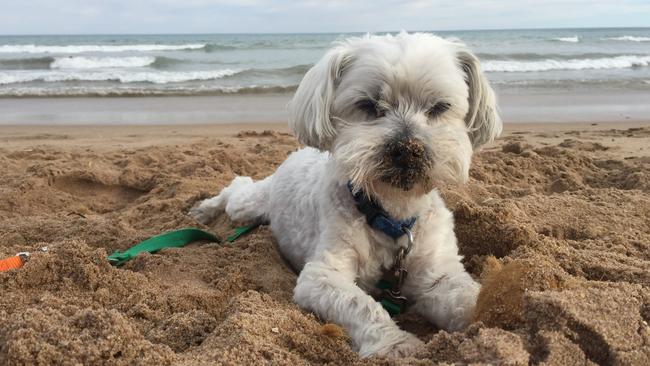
[2,88,650,125]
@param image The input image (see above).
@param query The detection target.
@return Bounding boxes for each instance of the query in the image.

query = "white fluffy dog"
[190,32,501,358]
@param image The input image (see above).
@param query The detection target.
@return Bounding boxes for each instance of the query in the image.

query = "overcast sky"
[2,0,649,35]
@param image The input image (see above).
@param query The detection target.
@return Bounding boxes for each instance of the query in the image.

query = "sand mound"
[0,125,648,365]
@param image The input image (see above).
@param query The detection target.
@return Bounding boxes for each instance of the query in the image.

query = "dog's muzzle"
[380,135,432,190]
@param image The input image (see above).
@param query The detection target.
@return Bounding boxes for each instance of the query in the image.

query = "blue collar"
[347,182,416,240]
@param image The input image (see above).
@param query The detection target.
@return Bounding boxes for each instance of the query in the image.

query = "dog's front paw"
[188,200,217,225]
[383,333,425,358]
[440,275,481,332]
[361,331,424,358]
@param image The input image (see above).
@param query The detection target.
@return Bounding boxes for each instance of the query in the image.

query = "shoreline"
[1,88,650,125]
[1,121,648,159]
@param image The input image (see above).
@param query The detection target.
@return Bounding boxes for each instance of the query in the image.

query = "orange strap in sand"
[0,255,27,272]
[0,248,47,272]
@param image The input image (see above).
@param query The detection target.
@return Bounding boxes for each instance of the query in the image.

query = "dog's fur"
[190,32,502,357]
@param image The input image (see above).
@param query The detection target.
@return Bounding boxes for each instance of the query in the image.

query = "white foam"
[602,36,650,42]
[0,44,206,54]
[0,84,298,97]
[552,36,580,43]
[0,69,239,84]
[483,55,650,72]
[51,56,156,69]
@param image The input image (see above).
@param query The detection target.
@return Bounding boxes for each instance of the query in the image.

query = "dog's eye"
[426,102,451,118]
[356,99,385,118]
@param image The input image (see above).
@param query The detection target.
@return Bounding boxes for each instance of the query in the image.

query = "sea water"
[0,28,649,98]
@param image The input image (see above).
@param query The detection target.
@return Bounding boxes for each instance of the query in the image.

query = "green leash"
[226,223,260,242]
[107,228,220,266]
[376,279,402,316]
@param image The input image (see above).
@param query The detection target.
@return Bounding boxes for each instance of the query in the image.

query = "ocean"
[1,28,649,98]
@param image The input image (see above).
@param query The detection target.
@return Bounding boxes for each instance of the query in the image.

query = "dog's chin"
[370,166,466,199]
[359,180,435,219]
[379,172,432,193]
[372,178,434,199]
[382,160,468,192]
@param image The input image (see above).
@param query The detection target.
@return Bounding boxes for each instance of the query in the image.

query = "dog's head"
[289,32,501,198]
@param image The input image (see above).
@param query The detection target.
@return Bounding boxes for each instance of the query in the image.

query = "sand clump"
[0,124,649,365]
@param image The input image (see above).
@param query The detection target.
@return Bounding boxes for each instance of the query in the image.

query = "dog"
[190,32,501,358]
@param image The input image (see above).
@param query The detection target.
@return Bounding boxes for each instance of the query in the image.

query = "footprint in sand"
[53,176,148,213]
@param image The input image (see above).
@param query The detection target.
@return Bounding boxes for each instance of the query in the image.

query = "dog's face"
[289,33,502,198]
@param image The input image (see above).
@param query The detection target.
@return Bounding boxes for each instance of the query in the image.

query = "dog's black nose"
[381,136,431,190]
[386,138,426,168]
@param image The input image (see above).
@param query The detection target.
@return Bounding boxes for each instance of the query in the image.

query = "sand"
[4,90,650,125]
[0,121,649,365]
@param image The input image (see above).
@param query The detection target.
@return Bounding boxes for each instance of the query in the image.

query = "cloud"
[0,0,648,34]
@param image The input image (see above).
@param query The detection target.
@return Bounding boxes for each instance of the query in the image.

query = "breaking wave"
[0,69,239,84]
[552,36,580,43]
[483,55,650,72]
[602,36,650,42]
[51,56,156,69]
[0,43,207,54]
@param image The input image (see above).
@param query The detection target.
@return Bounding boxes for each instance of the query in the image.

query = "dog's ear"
[289,45,352,150]
[455,46,502,148]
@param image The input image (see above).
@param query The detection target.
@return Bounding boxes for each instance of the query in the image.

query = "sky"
[1,0,649,35]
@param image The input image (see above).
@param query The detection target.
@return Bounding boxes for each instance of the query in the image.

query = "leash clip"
[400,226,414,255]
[16,247,48,262]
[378,227,415,316]
[392,227,412,292]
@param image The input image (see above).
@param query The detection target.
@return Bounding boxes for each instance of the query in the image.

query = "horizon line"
[1,25,649,37]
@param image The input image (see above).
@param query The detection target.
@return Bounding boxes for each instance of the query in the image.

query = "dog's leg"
[294,257,424,357]
[404,256,480,332]
[190,175,272,224]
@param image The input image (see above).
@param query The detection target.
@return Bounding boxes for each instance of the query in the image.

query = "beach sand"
[0,121,649,365]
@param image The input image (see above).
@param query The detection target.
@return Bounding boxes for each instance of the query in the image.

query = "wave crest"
[483,55,650,72]
[51,56,156,69]
[552,36,580,43]
[0,44,206,54]
[0,69,239,85]
[602,36,650,42]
